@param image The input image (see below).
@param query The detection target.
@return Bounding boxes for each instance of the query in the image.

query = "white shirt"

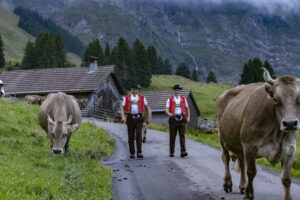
[166,96,189,115]
[122,94,148,114]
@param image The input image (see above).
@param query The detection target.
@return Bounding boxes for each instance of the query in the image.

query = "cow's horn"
[262,67,275,85]
[47,114,55,124]
[66,115,73,124]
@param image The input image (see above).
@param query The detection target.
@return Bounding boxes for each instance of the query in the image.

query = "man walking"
[165,85,190,157]
[121,85,151,159]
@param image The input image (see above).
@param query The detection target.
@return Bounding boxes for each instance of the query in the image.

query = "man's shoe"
[169,153,174,157]
[137,153,144,158]
[130,154,135,159]
[181,151,188,157]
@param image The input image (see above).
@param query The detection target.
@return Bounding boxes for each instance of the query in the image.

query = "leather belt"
[129,114,142,119]
[174,115,183,121]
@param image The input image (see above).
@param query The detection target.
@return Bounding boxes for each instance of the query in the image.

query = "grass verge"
[0,99,115,199]
[148,123,300,179]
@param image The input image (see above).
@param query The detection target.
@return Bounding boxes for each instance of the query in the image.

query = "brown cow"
[218,68,299,200]
[38,92,81,158]
[25,95,44,105]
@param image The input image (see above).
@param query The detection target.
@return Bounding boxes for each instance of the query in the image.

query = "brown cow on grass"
[218,68,299,200]
[25,95,46,105]
[38,92,81,158]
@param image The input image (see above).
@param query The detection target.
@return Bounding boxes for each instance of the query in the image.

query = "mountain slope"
[4,0,300,81]
[0,4,81,65]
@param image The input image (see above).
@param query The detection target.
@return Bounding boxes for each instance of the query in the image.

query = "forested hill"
[13,7,85,56]
[2,0,300,81]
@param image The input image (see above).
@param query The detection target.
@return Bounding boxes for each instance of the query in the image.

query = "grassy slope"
[147,75,300,179]
[143,75,233,120]
[0,99,115,199]
[0,5,81,65]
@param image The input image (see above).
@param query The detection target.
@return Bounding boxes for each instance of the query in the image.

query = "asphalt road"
[87,119,300,200]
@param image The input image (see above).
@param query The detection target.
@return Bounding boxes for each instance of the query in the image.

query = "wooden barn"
[143,91,201,127]
[0,65,125,120]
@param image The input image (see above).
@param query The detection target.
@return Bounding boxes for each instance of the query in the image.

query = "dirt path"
[88,119,300,200]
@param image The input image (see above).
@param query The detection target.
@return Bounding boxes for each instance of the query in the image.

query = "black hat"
[172,84,183,90]
[132,84,142,89]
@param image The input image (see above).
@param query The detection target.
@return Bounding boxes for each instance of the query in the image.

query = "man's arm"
[165,107,173,118]
[186,107,190,124]
[145,105,151,124]
[121,106,126,123]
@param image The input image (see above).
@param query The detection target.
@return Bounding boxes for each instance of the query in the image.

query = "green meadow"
[0,99,115,199]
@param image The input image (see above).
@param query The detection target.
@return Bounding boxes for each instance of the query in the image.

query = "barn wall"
[186,96,199,127]
[152,113,169,125]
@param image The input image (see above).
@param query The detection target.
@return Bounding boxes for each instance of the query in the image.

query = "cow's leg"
[64,134,72,156]
[238,155,246,194]
[281,143,296,200]
[244,146,257,200]
[220,141,232,193]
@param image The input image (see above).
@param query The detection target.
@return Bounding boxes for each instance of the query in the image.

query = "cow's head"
[0,80,5,98]
[264,68,300,132]
[47,114,79,154]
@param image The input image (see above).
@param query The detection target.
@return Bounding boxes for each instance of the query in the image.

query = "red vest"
[125,94,145,114]
[169,96,187,115]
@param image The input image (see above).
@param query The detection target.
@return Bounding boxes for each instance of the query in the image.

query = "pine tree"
[132,39,152,88]
[82,39,105,66]
[175,63,191,79]
[0,34,5,68]
[35,33,57,68]
[110,37,133,89]
[147,45,159,74]
[162,58,172,75]
[104,42,111,65]
[206,71,217,83]
[21,40,37,69]
[54,34,67,68]
[239,58,274,84]
[192,69,198,81]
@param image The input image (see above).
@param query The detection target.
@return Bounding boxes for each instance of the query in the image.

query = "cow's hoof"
[223,184,232,193]
[239,187,245,194]
[243,197,253,200]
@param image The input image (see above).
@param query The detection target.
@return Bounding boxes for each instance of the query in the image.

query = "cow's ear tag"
[265,83,274,97]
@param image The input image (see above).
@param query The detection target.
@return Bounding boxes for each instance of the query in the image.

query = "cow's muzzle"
[281,119,300,131]
[52,148,63,154]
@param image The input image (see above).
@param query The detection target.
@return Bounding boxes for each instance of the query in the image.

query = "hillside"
[0,99,114,199]
[143,75,233,120]
[0,4,81,65]
[4,0,300,81]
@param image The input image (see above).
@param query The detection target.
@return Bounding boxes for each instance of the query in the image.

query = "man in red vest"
[121,84,151,159]
[165,85,190,157]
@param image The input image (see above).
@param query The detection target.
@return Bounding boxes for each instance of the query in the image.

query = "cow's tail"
[229,151,241,173]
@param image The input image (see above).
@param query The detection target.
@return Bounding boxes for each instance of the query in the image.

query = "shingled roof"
[0,65,125,95]
[143,91,200,115]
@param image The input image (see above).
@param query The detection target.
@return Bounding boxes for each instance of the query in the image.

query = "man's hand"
[168,113,173,118]
[146,119,150,125]
[122,116,126,124]
[187,117,190,124]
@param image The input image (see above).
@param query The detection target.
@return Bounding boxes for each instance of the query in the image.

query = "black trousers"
[126,114,144,154]
[168,115,187,154]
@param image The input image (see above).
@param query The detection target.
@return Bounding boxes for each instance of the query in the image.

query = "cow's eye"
[62,134,67,138]
[273,98,282,106]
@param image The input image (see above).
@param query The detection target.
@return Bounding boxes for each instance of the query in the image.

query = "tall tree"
[206,71,217,83]
[132,39,152,88]
[104,42,111,65]
[162,58,172,75]
[21,40,37,69]
[54,34,67,68]
[0,34,5,68]
[175,63,191,79]
[239,58,275,84]
[111,37,133,89]
[147,45,159,74]
[192,69,198,81]
[35,33,57,68]
[82,39,104,66]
